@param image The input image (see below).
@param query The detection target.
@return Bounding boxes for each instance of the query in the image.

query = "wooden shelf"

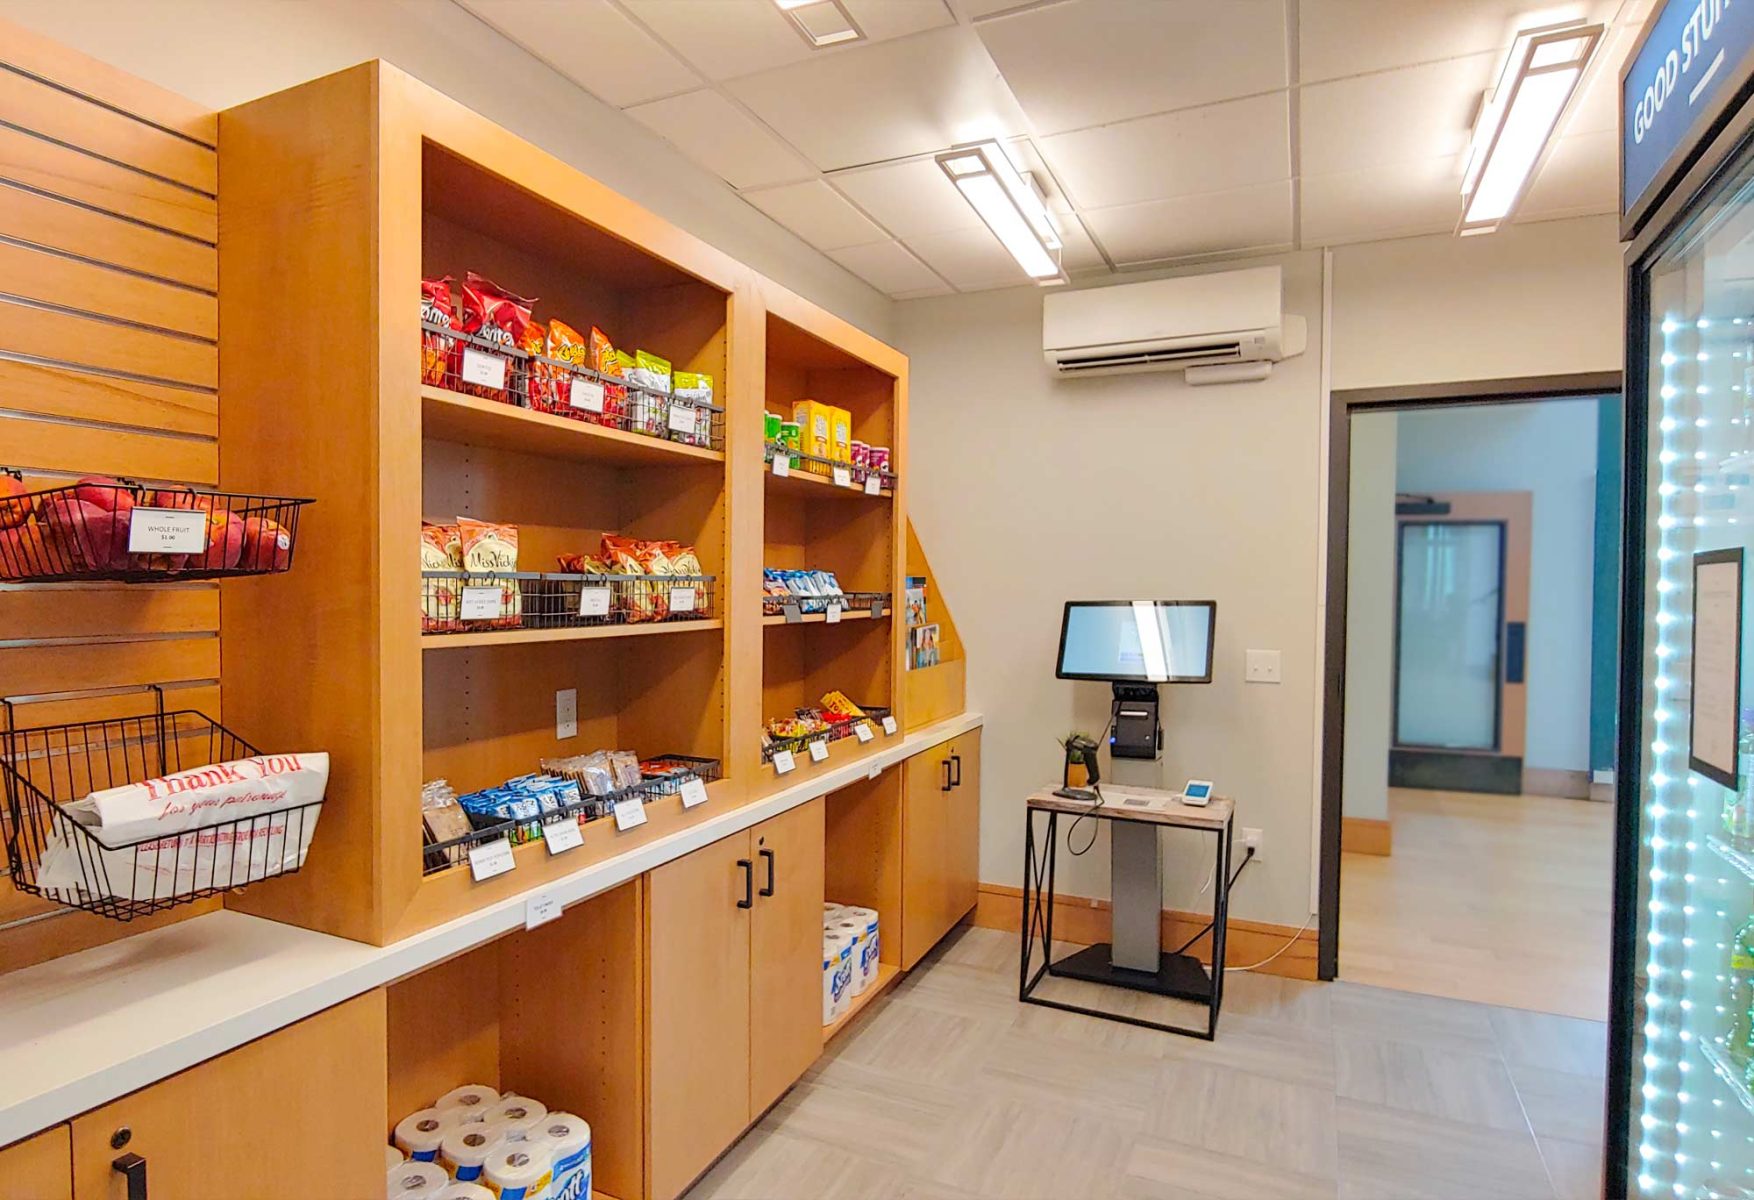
[422,386,726,467]
[823,962,900,1042]
[762,609,883,627]
[422,619,723,650]
[765,461,891,499]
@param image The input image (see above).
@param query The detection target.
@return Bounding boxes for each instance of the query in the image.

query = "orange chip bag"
[421,277,457,387]
[522,319,558,414]
[548,320,592,420]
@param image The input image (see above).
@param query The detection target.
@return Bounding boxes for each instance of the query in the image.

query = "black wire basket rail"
[421,570,717,634]
[422,754,722,875]
[760,705,891,764]
[1,690,325,920]
[762,591,890,618]
[763,441,896,490]
[424,322,725,453]
[0,474,312,584]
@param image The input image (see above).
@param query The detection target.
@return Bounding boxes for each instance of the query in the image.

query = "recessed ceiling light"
[774,0,864,48]
[935,140,1065,283]
[1458,20,1602,235]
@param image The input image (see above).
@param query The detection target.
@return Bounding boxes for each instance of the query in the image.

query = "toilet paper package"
[534,1112,592,1200]
[823,929,853,1023]
[441,1123,505,1182]
[395,1107,456,1162]
[828,917,871,996]
[843,905,880,967]
[482,1142,554,1200]
[386,1160,449,1197]
[436,1084,500,1117]
[486,1096,548,1141]
[436,1185,495,1200]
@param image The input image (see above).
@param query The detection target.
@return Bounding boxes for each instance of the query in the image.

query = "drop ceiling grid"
[454,0,1651,299]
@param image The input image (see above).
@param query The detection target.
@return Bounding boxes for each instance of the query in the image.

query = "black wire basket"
[761,705,891,764]
[421,571,717,634]
[1,694,325,920]
[0,472,312,583]
[763,591,890,619]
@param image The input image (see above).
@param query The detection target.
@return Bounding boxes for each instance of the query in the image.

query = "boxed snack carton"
[792,400,833,474]
[829,407,853,464]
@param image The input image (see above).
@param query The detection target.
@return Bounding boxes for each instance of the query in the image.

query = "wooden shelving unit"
[824,963,901,1042]
[764,459,892,499]
[424,385,725,467]
[423,619,723,650]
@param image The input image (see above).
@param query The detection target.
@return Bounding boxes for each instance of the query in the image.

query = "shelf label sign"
[855,722,874,744]
[613,796,648,831]
[826,602,842,624]
[832,466,853,488]
[468,838,515,882]
[870,597,885,617]
[461,347,507,391]
[526,891,563,929]
[569,378,605,413]
[578,587,612,617]
[670,586,696,613]
[680,777,710,809]
[865,474,882,495]
[881,716,898,736]
[127,507,208,554]
[809,739,829,763]
[667,404,697,435]
[773,749,796,775]
[783,603,803,623]
[772,455,790,478]
[1624,0,1754,215]
[543,818,583,855]
[461,586,502,621]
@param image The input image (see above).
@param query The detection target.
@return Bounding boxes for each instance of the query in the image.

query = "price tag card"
[468,838,515,882]
[783,602,803,623]
[670,586,697,613]
[461,586,502,621]
[680,777,710,809]
[569,378,605,413]
[809,739,829,763]
[578,587,612,618]
[855,722,874,744]
[667,404,697,434]
[869,597,885,618]
[526,891,563,930]
[865,475,882,495]
[772,455,790,478]
[868,762,883,780]
[826,603,842,624]
[882,715,898,736]
[461,347,507,390]
[127,507,208,555]
[543,818,583,855]
[832,466,852,488]
[613,797,648,831]
[773,749,796,775]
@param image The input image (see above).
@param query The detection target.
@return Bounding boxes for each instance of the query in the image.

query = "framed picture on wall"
[1689,547,1744,790]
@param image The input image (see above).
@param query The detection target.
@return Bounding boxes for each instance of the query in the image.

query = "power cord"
[1066,783,1105,856]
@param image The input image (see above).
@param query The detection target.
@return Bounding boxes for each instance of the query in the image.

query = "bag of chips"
[421,276,457,387]
[457,273,537,405]
[547,320,591,420]
[522,319,559,413]
[421,521,462,633]
[458,517,520,628]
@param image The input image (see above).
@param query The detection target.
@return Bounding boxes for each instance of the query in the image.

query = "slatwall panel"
[0,19,222,972]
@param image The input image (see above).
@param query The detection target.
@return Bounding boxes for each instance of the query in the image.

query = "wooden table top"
[1027,783,1234,830]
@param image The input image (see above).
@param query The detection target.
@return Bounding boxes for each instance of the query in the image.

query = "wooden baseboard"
[972,884,1318,982]
[1523,767,1592,800]
[1341,816,1392,856]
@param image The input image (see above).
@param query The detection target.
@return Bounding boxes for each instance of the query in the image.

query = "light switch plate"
[1245,649,1282,683]
[556,688,578,739]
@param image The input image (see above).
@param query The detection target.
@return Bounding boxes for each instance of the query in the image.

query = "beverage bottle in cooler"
[1727,913,1754,1068]
[1726,710,1754,848]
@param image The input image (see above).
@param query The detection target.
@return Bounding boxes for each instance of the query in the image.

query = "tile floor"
[682,926,1609,1200]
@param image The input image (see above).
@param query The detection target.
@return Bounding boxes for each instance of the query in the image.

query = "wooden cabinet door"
[900,738,959,968]
[749,798,825,1116]
[945,730,981,927]
[70,991,385,1200]
[0,1126,71,1200]
[646,831,753,1200]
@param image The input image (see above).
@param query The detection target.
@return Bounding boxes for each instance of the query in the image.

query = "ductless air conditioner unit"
[1042,265,1307,384]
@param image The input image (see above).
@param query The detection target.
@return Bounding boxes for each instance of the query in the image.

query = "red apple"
[73,476,134,517]
[39,494,106,570]
[239,516,293,571]
[0,473,31,530]
[195,510,244,570]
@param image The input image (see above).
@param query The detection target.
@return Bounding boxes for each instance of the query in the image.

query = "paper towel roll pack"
[482,1143,554,1199]
[387,1160,449,1196]
[823,929,853,1023]
[390,1082,599,1200]
[534,1112,593,1200]
[440,1123,504,1182]
[395,1107,457,1162]
[827,917,870,996]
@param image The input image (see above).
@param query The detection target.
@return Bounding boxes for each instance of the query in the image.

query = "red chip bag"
[522,320,557,414]
[421,276,457,387]
[457,272,537,405]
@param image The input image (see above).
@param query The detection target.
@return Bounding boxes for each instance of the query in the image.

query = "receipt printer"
[1109,684,1161,761]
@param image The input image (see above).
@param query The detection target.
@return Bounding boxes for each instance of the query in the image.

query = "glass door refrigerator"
[1615,8,1754,1198]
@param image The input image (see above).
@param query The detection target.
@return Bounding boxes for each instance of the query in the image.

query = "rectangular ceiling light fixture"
[774,0,864,47]
[1458,20,1603,235]
[935,140,1066,282]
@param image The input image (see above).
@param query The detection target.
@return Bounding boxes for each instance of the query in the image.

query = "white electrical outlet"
[1243,827,1263,860]
[556,688,577,739]
[1245,649,1282,683]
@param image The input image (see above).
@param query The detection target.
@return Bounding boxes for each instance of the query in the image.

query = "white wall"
[898,253,1327,927]
[0,0,893,339]
[1341,411,1396,823]
[1395,399,1603,772]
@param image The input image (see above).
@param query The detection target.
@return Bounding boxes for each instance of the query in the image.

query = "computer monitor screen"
[1055,600,1216,683]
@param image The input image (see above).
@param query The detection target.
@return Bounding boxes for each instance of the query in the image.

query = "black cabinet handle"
[737,859,753,909]
[759,848,775,897]
[950,753,963,788]
[941,758,953,792]
[113,1153,147,1200]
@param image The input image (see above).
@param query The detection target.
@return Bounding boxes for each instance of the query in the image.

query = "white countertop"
[0,711,983,1147]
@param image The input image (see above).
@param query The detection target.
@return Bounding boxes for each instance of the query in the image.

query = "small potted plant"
[1059,732,1099,789]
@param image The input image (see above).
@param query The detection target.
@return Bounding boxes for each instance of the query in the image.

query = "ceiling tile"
[1519,129,1618,220]
[829,240,946,295]
[456,0,700,107]
[1058,219,1107,272]
[1299,0,1617,84]
[1081,182,1294,265]
[905,226,1032,290]
[1041,92,1290,211]
[1301,53,1497,178]
[727,26,1027,171]
[1300,154,1463,246]
[621,0,952,84]
[741,179,888,251]
[975,0,1288,135]
[948,0,1043,18]
[829,157,983,239]
[625,89,814,189]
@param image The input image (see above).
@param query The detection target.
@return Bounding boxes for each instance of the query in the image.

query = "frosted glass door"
[1394,521,1503,750]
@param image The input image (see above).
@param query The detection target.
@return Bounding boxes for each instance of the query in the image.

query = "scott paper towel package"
[534,1112,592,1200]
[827,917,869,996]
[441,1123,505,1182]
[394,1107,456,1162]
[840,907,880,994]
[436,1084,500,1116]
[436,1184,495,1200]
[387,1160,449,1197]
[823,930,853,1023]
[482,1143,553,1199]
